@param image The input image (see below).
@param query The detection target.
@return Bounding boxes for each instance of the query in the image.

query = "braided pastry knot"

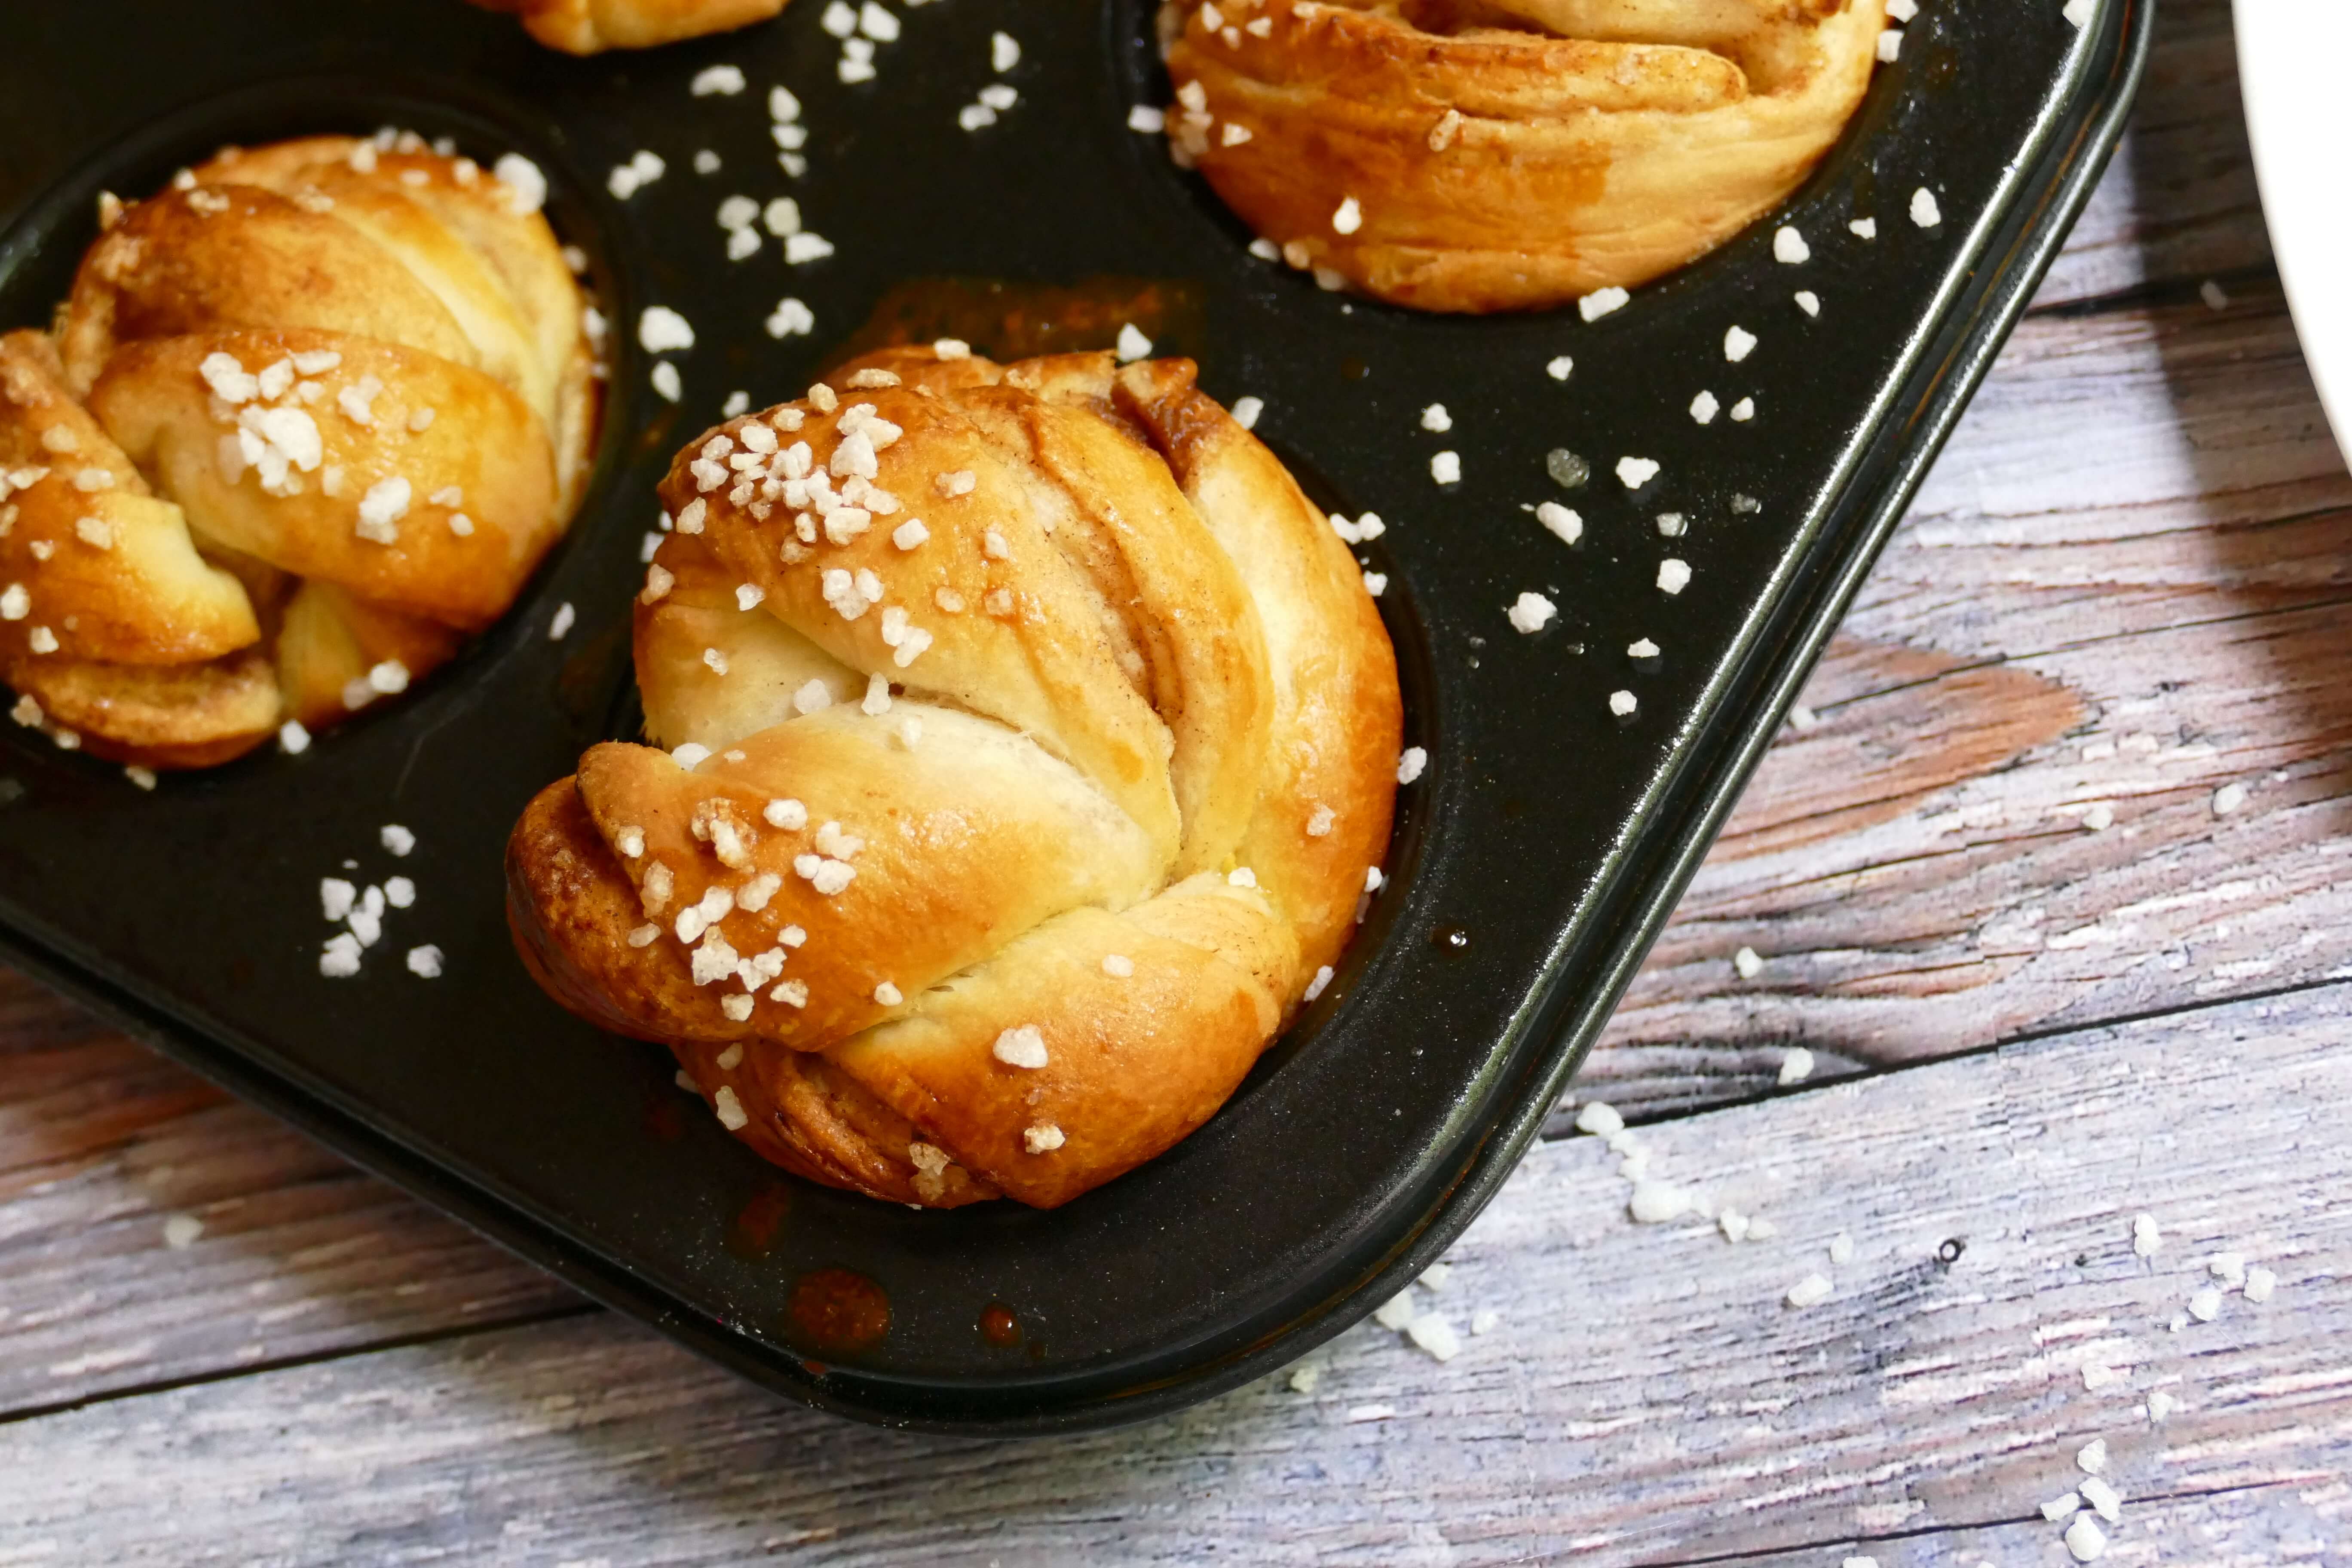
[508,346,1402,1208]
[467,0,788,53]
[0,135,597,765]
[1162,0,1887,312]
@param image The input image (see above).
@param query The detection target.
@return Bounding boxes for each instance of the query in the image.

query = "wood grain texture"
[0,969,574,1412]
[3,986,2344,1565]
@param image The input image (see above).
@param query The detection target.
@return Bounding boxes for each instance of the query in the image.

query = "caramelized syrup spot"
[788,1268,891,1354]
[979,1302,1021,1348]
[727,1184,793,1259]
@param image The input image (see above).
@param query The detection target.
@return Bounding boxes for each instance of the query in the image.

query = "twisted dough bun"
[508,346,1402,1208]
[1161,0,1887,312]
[469,0,788,52]
[0,135,597,766]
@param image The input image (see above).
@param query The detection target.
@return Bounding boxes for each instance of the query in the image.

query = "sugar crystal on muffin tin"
[1536,502,1581,545]
[1507,592,1555,634]
[639,307,695,353]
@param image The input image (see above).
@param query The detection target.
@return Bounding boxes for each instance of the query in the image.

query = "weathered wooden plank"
[3,986,2344,1565]
[2032,0,2273,310]
[1704,1481,2351,1568]
[1577,277,2352,1120]
[0,970,574,1412]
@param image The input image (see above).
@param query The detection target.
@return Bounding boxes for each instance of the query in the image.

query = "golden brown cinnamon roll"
[0,136,600,766]
[507,345,1402,1208]
[1161,0,1888,312]
[469,0,789,53]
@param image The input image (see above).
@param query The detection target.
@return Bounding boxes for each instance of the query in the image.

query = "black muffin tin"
[0,0,2147,1432]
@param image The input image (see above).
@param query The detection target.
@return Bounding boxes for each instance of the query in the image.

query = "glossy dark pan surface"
[0,0,2147,1432]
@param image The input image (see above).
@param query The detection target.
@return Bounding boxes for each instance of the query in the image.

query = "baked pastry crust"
[1162,0,1888,312]
[469,0,788,53]
[1,136,597,766]
[507,346,1402,1208]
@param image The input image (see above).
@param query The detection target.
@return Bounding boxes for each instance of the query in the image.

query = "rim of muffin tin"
[0,71,639,769]
[0,0,2152,1435]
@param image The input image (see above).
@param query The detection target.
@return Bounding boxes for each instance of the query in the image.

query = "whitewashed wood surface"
[4,3,2348,1562]
[6,989,2347,1565]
